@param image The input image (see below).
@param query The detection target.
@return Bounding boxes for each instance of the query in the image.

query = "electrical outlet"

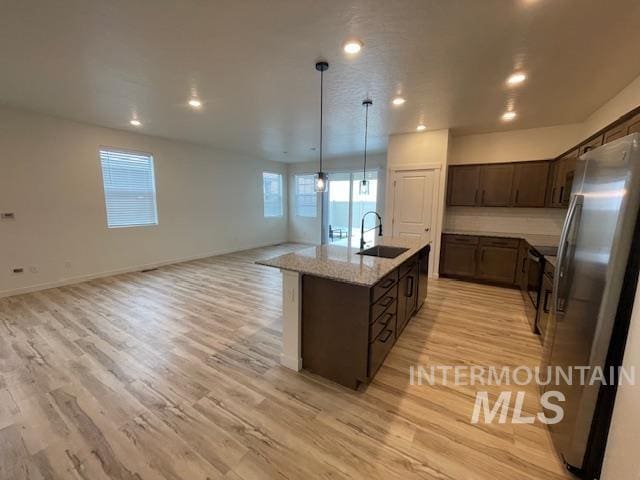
[29,266,39,274]
[64,261,72,270]
[12,267,24,274]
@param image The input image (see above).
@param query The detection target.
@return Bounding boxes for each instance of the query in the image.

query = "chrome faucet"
[360,211,383,250]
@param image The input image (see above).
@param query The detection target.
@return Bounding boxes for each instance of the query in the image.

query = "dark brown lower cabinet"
[477,245,518,284]
[397,263,418,335]
[440,236,478,277]
[440,234,520,287]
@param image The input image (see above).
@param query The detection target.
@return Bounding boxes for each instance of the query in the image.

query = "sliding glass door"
[324,170,379,245]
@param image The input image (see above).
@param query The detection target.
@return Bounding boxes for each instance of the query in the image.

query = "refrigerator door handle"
[552,193,584,319]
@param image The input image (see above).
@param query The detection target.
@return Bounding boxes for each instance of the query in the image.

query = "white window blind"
[263,172,283,217]
[99,149,158,228]
[295,174,317,217]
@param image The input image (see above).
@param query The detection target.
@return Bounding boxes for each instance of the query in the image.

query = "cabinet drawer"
[368,321,396,377]
[444,234,479,245]
[480,237,519,249]
[369,312,395,343]
[371,294,396,323]
[399,256,418,278]
[372,270,399,303]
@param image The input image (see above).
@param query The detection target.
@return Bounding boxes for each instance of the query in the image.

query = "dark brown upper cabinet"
[511,161,549,207]
[447,162,548,208]
[546,149,578,208]
[604,123,627,144]
[578,134,604,156]
[447,165,480,206]
[625,112,640,135]
[479,164,514,206]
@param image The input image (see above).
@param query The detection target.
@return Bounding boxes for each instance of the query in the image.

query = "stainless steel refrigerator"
[544,133,640,477]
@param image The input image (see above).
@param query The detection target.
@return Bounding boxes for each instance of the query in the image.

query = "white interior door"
[391,170,437,271]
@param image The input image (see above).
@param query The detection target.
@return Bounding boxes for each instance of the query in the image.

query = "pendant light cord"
[319,69,324,173]
[363,101,369,178]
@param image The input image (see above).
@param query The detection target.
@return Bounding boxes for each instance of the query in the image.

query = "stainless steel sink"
[357,245,409,259]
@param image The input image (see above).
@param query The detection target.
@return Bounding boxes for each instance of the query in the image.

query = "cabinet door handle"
[379,296,394,307]
[480,249,485,262]
[474,190,478,204]
[406,276,414,297]
[515,190,519,203]
[521,257,526,273]
[559,186,564,204]
[481,190,486,204]
[379,329,393,343]
[551,187,556,204]
[380,312,393,327]
[543,290,552,313]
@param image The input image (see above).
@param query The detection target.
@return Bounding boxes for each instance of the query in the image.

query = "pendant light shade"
[315,61,329,193]
[360,99,373,195]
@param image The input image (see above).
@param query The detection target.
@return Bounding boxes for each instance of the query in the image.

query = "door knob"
[425,228,430,232]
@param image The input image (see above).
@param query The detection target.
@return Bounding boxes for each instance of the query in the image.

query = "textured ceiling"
[1,0,640,162]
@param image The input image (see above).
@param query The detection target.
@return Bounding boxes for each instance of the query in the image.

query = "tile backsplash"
[444,207,567,236]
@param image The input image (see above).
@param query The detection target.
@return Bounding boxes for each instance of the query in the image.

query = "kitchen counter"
[443,229,560,248]
[545,255,557,269]
[257,235,431,287]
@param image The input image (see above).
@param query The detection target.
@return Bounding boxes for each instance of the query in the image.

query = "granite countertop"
[443,229,560,248]
[256,236,430,287]
[545,255,557,269]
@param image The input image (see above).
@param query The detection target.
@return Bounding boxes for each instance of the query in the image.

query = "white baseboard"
[280,353,302,371]
[0,240,283,299]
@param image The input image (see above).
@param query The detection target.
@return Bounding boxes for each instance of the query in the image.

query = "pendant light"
[360,99,372,195]
[314,61,329,192]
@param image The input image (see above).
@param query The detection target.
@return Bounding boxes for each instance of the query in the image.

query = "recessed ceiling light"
[392,97,406,106]
[502,111,517,121]
[506,72,526,86]
[343,40,363,55]
[416,124,427,131]
[130,119,142,127]
[188,98,202,109]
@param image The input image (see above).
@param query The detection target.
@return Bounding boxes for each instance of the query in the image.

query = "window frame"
[262,171,284,218]
[294,174,317,218]
[99,147,159,229]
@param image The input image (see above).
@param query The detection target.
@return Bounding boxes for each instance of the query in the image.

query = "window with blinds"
[99,149,158,228]
[263,172,283,217]
[295,174,317,217]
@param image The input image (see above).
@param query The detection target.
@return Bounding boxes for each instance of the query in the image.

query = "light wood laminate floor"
[0,244,571,480]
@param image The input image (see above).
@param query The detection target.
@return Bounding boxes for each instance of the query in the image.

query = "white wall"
[385,129,450,276]
[286,153,387,245]
[448,124,584,165]
[583,73,640,138]
[0,107,287,297]
[595,73,640,480]
[601,277,640,480]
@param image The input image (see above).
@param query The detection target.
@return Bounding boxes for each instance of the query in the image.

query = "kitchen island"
[257,236,430,389]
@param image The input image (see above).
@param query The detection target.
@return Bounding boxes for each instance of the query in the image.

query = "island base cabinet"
[301,246,430,389]
[301,276,370,389]
[368,322,396,378]
[397,263,419,336]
